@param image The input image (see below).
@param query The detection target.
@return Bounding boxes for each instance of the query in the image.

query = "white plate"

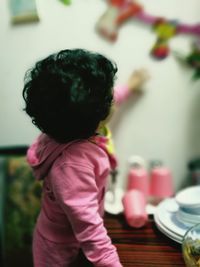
[153,198,194,244]
[154,213,183,243]
[175,186,200,208]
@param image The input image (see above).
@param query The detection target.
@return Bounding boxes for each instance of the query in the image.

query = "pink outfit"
[28,85,130,267]
[114,85,131,106]
[28,135,121,267]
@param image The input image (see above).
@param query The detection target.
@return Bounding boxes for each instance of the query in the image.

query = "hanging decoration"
[59,0,71,5]
[174,39,200,80]
[186,40,200,79]
[150,19,177,59]
[96,0,143,42]
[96,0,200,60]
[9,0,39,24]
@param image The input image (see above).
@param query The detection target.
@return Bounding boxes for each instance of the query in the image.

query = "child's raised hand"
[127,68,150,92]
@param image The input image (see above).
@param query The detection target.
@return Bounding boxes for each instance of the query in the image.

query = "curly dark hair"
[23,49,117,143]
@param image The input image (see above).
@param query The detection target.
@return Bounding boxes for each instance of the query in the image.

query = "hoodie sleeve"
[114,85,131,106]
[51,163,123,267]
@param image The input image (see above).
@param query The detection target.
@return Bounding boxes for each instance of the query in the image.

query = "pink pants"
[33,229,81,267]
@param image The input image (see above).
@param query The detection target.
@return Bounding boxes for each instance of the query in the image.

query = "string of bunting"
[96,0,200,59]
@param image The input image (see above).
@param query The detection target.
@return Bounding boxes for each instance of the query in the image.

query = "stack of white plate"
[154,186,200,243]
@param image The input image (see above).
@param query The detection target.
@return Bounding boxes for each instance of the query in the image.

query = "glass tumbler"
[182,223,200,267]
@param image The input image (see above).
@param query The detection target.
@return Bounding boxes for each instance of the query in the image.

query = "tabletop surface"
[104,212,186,267]
[74,212,186,267]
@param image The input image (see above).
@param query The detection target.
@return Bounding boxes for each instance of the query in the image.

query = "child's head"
[23,49,117,143]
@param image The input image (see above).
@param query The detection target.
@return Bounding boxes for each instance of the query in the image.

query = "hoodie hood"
[27,134,73,180]
[27,130,117,180]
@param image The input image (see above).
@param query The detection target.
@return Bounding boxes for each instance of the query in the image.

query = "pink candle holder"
[127,167,149,198]
[150,167,174,198]
[122,189,148,228]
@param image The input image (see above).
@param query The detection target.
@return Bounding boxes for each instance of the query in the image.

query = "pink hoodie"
[28,85,130,266]
[27,133,122,267]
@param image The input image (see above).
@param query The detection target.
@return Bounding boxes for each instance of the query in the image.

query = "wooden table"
[105,213,186,267]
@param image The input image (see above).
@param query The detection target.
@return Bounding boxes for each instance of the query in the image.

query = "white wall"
[0,0,200,191]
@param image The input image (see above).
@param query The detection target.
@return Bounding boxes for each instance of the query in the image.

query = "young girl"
[23,49,148,267]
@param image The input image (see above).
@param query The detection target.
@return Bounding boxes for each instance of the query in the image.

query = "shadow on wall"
[187,87,200,155]
[184,85,200,187]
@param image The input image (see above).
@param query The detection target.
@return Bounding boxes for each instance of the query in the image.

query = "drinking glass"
[182,223,200,267]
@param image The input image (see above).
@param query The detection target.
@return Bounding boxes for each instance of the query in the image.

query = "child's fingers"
[132,68,150,82]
